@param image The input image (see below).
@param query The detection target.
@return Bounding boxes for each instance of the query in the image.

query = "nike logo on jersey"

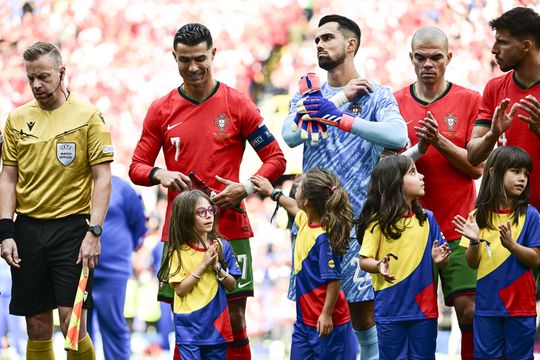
[167,122,183,131]
[237,280,252,289]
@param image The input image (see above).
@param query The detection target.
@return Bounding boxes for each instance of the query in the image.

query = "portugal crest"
[443,113,458,132]
[214,113,230,139]
[57,142,76,166]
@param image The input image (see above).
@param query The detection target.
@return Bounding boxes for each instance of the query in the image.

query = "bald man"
[396,27,483,360]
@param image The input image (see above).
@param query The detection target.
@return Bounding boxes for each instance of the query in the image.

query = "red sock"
[226,328,251,360]
[174,344,181,360]
[460,323,478,360]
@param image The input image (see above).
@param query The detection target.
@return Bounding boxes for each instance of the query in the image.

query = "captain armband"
[246,124,275,152]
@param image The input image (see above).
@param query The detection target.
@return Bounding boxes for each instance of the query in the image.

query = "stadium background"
[1,0,539,359]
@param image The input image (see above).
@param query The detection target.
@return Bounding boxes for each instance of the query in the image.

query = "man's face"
[25,54,64,106]
[491,29,525,72]
[410,40,451,86]
[172,42,215,88]
[315,22,348,71]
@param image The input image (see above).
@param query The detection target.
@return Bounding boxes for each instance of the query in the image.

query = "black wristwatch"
[88,224,103,237]
[270,189,283,201]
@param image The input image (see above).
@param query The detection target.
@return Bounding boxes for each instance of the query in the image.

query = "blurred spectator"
[87,176,147,360]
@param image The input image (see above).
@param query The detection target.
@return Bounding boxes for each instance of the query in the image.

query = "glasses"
[194,205,218,217]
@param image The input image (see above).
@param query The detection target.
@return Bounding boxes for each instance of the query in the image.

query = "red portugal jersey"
[129,82,286,241]
[476,71,540,210]
[395,83,481,240]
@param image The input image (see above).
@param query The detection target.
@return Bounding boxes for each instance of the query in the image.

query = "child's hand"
[342,78,373,101]
[250,175,274,196]
[432,240,451,266]
[202,241,218,268]
[377,255,396,283]
[316,312,334,337]
[499,221,516,251]
[453,214,480,242]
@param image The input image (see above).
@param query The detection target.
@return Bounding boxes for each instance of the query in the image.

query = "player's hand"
[1,238,21,268]
[516,95,540,138]
[377,255,396,283]
[316,312,334,337]
[213,176,247,210]
[77,233,101,276]
[250,175,274,197]
[490,98,518,138]
[341,78,373,101]
[499,221,516,251]
[415,111,441,147]
[297,97,354,132]
[154,169,192,192]
[432,240,451,266]
[418,138,429,154]
[452,214,480,242]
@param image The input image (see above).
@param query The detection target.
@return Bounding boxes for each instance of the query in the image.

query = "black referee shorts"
[10,214,93,316]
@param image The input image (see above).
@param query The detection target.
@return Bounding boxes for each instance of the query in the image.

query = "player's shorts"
[178,343,226,360]
[474,315,535,360]
[157,238,254,303]
[291,321,357,360]
[377,318,437,360]
[440,240,477,306]
[226,238,254,300]
[10,214,93,316]
[341,237,374,303]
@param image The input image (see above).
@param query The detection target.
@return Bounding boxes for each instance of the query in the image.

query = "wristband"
[403,144,425,161]
[191,272,202,280]
[242,179,255,195]
[338,113,355,132]
[0,218,15,242]
[216,268,229,282]
[329,91,349,107]
[469,239,480,246]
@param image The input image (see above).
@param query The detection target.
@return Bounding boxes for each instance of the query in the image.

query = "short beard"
[318,55,345,71]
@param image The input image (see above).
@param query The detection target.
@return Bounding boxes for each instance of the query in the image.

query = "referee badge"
[57,142,76,166]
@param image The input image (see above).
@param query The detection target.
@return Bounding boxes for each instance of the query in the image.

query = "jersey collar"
[178,81,220,105]
[409,82,452,106]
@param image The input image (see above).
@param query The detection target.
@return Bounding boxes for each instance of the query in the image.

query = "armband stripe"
[247,124,275,151]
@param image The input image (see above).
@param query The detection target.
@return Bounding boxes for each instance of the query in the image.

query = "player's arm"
[124,184,147,250]
[416,112,483,179]
[0,165,20,268]
[129,104,192,191]
[78,162,111,274]
[282,91,305,148]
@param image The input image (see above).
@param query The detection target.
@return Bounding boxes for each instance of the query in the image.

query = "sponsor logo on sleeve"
[102,145,114,154]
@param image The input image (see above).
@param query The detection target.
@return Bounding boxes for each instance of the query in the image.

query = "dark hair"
[355,155,426,242]
[173,23,213,50]
[301,168,353,256]
[318,14,361,55]
[489,7,540,46]
[23,41,63,67]
[475,146,532,229]
[157,190,226,282]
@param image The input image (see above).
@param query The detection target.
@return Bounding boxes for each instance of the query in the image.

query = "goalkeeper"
[282,15,407,360]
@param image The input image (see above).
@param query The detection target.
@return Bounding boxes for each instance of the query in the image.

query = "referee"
[0,42,113,360]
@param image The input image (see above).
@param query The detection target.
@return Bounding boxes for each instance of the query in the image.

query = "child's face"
[503,167,528,199]
[402,164,425,201]
[193,198,215,238]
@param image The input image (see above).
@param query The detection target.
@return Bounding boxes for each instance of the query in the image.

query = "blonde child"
[453,146,540,359]
[251,168,358,359]
[357,155,450,360]
[158,190,241,360]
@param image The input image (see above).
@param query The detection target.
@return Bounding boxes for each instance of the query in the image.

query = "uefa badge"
[57,142,76,166]
[443,113,458,132]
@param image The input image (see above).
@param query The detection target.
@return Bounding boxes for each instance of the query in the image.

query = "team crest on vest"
[348,103,362,116]
[214,113,230,139]
[57,142,76,166]
[443,113,458,132]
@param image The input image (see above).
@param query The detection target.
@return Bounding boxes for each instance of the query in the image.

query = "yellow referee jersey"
[3,95,114,219]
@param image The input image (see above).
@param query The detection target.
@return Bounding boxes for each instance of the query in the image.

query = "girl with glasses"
[158,190,241,359]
